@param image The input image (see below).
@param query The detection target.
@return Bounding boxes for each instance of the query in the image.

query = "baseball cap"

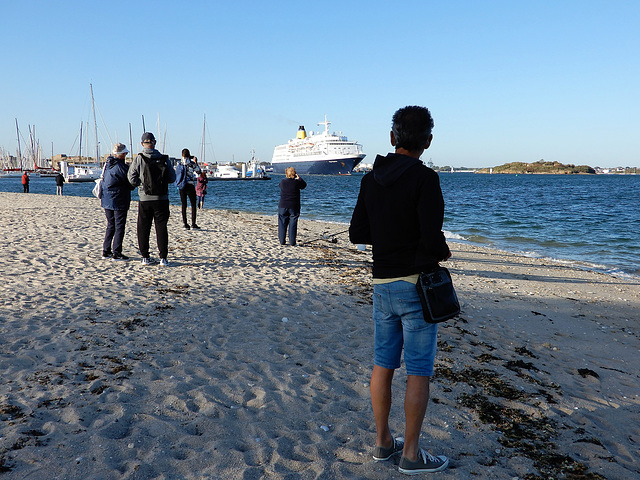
[141,132,156,143]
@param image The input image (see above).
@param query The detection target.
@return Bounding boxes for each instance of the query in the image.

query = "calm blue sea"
[2,172,639,277]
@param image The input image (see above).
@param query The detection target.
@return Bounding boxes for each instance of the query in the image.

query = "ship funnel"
[296,126,307,140]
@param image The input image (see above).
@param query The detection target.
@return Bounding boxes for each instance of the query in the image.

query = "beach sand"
[1,192,638,480]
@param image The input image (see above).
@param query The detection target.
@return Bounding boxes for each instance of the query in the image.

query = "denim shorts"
[373,281,438,376]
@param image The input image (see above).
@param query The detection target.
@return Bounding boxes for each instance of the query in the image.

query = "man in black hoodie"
[349,106,451,475]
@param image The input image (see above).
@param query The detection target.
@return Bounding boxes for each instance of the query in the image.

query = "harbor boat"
[244,149,270,179]
[271,116,365,175]
[33,167,59,177]
[211,164,241,179]
[0,168,24,178]
[208,161,271,181]
[208,150,271,181]
[59,161,101,182]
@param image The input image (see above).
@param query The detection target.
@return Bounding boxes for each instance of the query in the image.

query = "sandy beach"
[1,191,638,480]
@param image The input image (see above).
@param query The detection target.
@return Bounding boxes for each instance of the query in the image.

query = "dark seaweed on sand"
[435,324,607,480]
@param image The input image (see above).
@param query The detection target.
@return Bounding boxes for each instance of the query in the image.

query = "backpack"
[140,154,169,195]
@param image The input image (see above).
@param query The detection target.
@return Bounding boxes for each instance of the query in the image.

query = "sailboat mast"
[79,122,83,163]
[201,113,206,164]
[90,83,99,165]
[15,119,22,170]
[86,122,89,164]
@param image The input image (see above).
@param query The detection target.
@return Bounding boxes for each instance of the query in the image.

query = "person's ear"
[424,134,433,149]
[390,131,396,147]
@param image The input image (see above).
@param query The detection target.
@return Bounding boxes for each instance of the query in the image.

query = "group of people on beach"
[98,106,450,474]
[99,132,194,266]
[99,133,211,266]
[98,129,309,264]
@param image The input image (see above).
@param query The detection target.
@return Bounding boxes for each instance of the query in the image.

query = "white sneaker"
[141,257,151,266]
[159,258,169,267]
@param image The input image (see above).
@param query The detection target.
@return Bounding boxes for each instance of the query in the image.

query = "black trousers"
[137,200,170,259]
[180,184,197,226]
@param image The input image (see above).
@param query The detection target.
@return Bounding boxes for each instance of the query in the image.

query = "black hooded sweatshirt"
[349,153,450,279]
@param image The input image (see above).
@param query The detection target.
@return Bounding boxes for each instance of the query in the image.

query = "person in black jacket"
[55,172,65,195]
[278,167,307,245]
[101,143,134,260]
[349,106,451,475]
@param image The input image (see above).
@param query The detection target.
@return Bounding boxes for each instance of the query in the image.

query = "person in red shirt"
[21,172,30,193]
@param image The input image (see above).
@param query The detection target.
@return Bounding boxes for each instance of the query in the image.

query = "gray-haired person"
[349,106,451,475]
[101,143,134,260]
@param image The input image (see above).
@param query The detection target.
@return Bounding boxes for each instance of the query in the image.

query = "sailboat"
[62,84,102,183]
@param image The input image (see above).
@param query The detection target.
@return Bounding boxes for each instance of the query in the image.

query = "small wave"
[514,251,640,280]
[444,230,466,241]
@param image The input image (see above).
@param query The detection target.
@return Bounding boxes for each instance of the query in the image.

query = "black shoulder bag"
[416,266,460,323]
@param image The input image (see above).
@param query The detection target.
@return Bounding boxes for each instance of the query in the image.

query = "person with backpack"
[175,148,201,229]
[127,132,176,266]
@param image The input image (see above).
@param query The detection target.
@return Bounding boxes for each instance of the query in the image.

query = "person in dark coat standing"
[55,172,65,195]
[278,167,307,246]
[101,143,134,260]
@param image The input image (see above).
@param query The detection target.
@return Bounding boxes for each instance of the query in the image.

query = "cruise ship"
[271,116,365,175]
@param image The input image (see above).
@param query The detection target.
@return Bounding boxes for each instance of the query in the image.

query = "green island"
[475,160,595,174]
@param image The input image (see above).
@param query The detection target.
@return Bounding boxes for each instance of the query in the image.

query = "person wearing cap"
[127,132,176,266]
[101,143,135,260]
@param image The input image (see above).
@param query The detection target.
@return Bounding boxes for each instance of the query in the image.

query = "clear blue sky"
[2,0,638,168]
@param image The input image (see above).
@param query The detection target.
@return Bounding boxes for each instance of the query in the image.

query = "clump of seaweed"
[118,317,148,331]
[460,393,606,479]
[0,404,24,422]
[0,456,13,472]
[437,366,527,400]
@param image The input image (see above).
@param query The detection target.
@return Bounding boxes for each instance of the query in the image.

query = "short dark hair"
[391,106,434,152]
[182,148,191,158]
